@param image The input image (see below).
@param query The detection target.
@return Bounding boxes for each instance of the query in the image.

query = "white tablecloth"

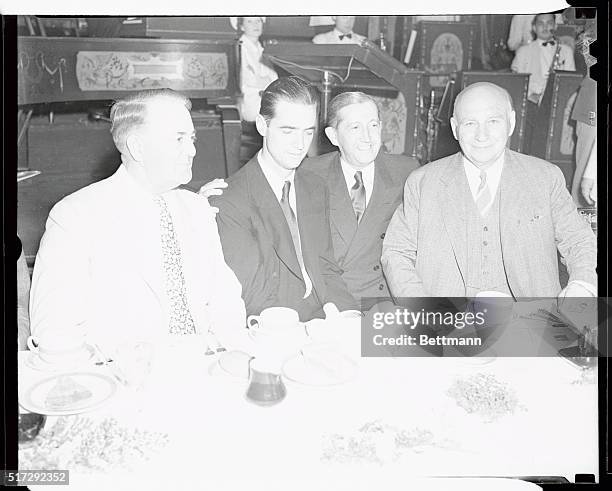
[18,317,597,490]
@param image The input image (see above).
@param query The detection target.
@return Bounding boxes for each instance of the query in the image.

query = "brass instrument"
[535,36,563,105]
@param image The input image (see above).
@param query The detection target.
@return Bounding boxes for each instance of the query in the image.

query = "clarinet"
[550,37,562,71]
[536,37,562,104]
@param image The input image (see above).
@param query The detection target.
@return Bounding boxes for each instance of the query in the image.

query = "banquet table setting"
[17,302,599,490]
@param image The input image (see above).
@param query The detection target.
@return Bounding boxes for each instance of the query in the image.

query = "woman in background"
[231,16,278,122]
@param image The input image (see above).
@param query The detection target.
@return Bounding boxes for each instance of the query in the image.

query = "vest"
[464,188,512,297]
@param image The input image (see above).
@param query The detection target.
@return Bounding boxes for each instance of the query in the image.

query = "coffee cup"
[27,330,89,366]
[247,307,302,340]
[246,307,306,367]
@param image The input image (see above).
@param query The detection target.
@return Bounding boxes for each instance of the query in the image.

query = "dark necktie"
[338,33,352,40]
[542,40,556,47]
[350,171,366,223]
[155,196,196,335]
[280,181,309,291]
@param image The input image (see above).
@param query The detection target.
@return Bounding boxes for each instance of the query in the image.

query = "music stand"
[263,41,423,158]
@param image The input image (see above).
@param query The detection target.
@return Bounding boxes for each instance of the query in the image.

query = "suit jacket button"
[380,233,385,239]
[379,284,384,291]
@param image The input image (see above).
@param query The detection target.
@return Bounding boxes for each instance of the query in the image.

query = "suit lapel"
[111,167,166,310]
[499,151,534,295]
[357,156,395,229]
[347,156,395,254]
[248,159,303,280]
[295,173,321,290]
[328,155,358,245]
[440,153,469,279]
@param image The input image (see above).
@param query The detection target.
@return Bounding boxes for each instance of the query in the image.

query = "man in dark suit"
[301,92,419,310]
[210,77,357,320]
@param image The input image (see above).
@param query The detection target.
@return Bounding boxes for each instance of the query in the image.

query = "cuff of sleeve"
[567,280,597,297]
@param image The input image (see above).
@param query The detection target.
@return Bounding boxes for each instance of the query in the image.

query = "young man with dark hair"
[210,77,357,320]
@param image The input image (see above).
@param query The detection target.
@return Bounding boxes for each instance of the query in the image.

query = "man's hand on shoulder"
[198,178,228,213]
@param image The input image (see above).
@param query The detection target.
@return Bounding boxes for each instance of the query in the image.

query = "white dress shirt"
[340,158,375,209]
[312,28,366,45]
[30,164,247,352]
[463,154,504,215]
[511,40,576,99]
[257,151,313,298]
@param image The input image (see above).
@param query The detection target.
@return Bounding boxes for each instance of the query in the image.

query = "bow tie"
[541,40,556,47]
[338,33,352,40]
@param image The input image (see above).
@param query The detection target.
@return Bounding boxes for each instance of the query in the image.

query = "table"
[18,316,598,490]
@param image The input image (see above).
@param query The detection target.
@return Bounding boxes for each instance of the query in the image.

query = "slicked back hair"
[259,76,319,123]
[532,12,556,27]
[327,91,380,128]
[109,88,192,154]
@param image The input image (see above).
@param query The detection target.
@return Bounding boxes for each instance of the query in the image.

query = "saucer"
[457,350,497,366]
[282,350,357,386]
[20,371,117,416]
[25,345,96,372]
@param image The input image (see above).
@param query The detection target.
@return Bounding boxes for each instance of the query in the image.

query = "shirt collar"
[339,156,375,184]
[257,150,295,200]
[462,152,504,176]
[118,162,173,203]
[333,28,354,38]
[462,151,505,197]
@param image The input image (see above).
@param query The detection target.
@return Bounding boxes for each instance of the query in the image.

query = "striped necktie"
[350,171,366,222]
[155,196,196,335]
[475,169,492,216]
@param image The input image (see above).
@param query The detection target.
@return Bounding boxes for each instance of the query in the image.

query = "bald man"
[382,82,596,299]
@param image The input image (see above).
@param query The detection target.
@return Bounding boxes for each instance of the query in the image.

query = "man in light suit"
[312,16,366,45]
[30,89,246,351]
[382,82,596,299]
[210,77,357,321]
[302,92,419,310]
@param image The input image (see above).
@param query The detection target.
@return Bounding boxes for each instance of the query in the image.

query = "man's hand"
[558,282,594,299]
[557,282,597,329]
[199,178,227,198]
[580,178,595,206]
[198,179,228,213]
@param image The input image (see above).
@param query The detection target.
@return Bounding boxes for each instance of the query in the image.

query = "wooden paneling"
[17,36,240,105]
[530,71,584,185]
[18,110,231,263]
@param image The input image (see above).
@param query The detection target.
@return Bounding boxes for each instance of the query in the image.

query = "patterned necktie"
[475,170,492,216]
[350,171,366,222]
[154,196,196,335]
[279,181,308,286]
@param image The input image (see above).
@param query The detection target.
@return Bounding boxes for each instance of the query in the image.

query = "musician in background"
[312,16,365,45]
[231,16,278,123]
[511,13,575,104]
[506,13,564,52]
